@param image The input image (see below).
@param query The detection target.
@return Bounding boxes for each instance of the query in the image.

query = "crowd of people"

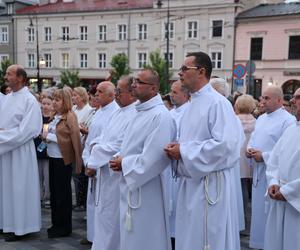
[0,51,299,250]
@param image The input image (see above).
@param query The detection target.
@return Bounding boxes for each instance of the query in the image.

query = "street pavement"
[0,207,251,250]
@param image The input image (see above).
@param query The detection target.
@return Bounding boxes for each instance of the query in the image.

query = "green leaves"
[59,69,81,88]
[110,53,131,84]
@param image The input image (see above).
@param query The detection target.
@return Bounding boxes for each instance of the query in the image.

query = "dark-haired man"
[0,65,42,241]
[110,69,176,250]
[165,52,243,250]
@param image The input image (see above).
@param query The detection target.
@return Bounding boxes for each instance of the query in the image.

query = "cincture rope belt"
[204,172,221,250]
[125,187,142,231]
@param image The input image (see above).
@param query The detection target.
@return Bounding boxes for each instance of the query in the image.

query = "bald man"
[246,86,296,249]
[82,81,119,244]
[0,65,42,241]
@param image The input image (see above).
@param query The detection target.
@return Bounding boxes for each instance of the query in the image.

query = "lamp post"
[157,0,170,85]
[29,16,42,93]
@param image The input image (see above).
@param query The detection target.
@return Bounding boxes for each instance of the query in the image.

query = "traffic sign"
[234,79,244,86]
[233,64,246,79]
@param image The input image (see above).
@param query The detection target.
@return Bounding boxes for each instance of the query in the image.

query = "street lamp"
[157,0,170,85]
[29,16,43,93]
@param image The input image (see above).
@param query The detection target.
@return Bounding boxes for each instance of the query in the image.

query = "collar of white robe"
[125,187,142,231]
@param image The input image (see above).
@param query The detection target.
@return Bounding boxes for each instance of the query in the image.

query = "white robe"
[119,94,176,250]
[176,84,242,250]
[163,102,188,238]
[82,100,119,242]
[0,92,4,105]
[264,122,300,250]
[88,102,136,250]
[0,87,42,235]
[247,107,295,249]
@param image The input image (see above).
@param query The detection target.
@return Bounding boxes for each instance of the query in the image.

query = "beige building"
[14,0,262,86]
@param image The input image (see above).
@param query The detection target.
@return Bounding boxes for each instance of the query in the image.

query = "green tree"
[110,53,131,84]
[145,50,172,94]
[59,69,81,88]
[0,59,12,87]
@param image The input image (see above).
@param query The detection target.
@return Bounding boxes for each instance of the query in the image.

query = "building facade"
[235,2,300,98]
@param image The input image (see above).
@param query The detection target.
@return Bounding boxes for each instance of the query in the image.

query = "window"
[28,53,35,68]
[187,21,198,39]
[44,53,52,68]
[28,27,35,42]
[164,22,174,40]
[117,24,127,41]
[288,36,300,59]
[79,53,87,68]
[164,52,174,68]
[98,53,106,68]
[211,51,222,69]
[98,25,106,41]
[0,54,9,62]
[44,27,51,42]
[212,20,223,38]
[0,26,8,43]
[79,26,87,41]
[61,53,69,68]
[7,4,13,15]
[61,26,69,41]
[250,37,263,60]
[137,52,147,69]
[138,24,147,40]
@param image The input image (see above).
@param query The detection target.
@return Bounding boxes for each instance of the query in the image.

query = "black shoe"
[80,238,92,245]
[0,229,3,234]
[48,229,71,238]
[4,233,23,242]
[73,205,85,212]
[47,226,56,234]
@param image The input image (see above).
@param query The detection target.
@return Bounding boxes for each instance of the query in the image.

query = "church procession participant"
[165,52,242,250]
[164,80,189,250]
[43,89,82,238]
[264,87,300,250]
[85,76,137,250]
[110,69,176,250]
[246,86,295,249]
[0,65,42,242]
[81,81,119,244]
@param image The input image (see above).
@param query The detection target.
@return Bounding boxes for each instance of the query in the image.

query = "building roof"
[237,2,300,19]
[16,0,154,15]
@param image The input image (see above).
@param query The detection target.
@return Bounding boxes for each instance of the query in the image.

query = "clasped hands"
[246,148,264,162]
[268,185,286,201]
[164,142,181,160]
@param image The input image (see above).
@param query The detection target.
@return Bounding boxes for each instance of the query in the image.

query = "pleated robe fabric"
[175,84,242,250]
[264,123,300,250]
[0,87,42,235]
[247,107,295,249]
[82,100,119,242]
[88,102,136,250]
[119,94,176,250]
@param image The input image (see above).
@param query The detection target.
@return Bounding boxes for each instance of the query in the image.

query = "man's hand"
[164,142,181,160]
[85,167,96,177]
[246,148,256,158]
[79,124,88,135]
[268,185,286,201]
[251,150,264,162]
[109,156,123,172]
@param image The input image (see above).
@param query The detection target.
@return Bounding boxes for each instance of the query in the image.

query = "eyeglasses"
[132,78,153,86]
[179,65,200,72]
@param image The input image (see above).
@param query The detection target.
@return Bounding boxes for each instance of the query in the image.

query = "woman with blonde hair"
[234,94,256,230]
[43,89,82,238]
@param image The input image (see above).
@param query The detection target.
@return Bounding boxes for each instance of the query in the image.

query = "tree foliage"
[0,59,12,87]
[59,69,81,88]
[145,50,172,94]
[110,53,131,84]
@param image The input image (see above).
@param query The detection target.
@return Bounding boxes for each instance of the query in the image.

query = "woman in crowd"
[234,94,256,230]
[44,89,82,238]
[34,94,54,208]
[72,86,94,212]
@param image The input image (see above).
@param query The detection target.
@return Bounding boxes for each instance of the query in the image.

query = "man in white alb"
[0,65,42,241]
[246,86,295,249]
[165,52,242,250]
[264,87,300,250]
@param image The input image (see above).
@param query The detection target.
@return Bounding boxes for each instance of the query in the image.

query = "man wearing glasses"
[110,69,176,250]
[264,88,300,250]
[165,52,243,250]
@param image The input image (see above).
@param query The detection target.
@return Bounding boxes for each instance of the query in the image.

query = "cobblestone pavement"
[0,207,252,250]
